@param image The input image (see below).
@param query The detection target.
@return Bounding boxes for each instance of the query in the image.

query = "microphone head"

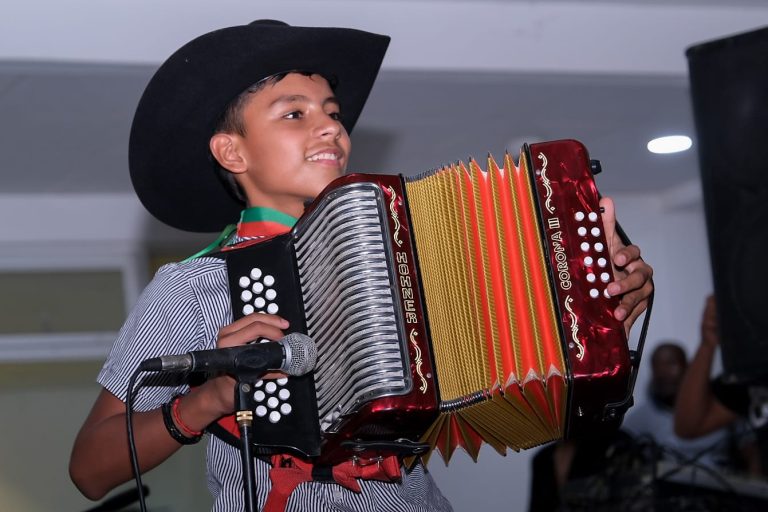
[280,333,317,376]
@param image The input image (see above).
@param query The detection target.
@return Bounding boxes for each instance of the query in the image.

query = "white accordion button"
[598,257,607,267]
[586,273,596,283]
[590,288,599,298]
[577,227,587,236]
[253,390,265,402]
[250,268,262,280]
[269,411,281,423]
[255,405,267,417]
[591,227,601,237]
[265,289,277,301]
[575,211,585,221]
[278,388,290,400]
[584,256,594,266]
[588,211,599,222]
[267,303,279,314]
[238,276,250,288]
[267,397,279,409]
[594,242,604,252]
[255,297,266,309]
[265,382,277,394]
[252,282,264,294]
[240,290,253,302]
[264,275,275,286]
[254,379,263,388]
[601,272,611,283]
[580,242,590,252]
[280,403,292,415]
[242,304,255,315]
[277,377,288,386]
[604,289,611,298]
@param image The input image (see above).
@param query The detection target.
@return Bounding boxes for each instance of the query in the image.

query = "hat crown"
[249,19,289,27]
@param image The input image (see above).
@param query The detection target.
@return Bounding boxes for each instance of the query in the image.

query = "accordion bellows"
[406,153,567,463]
[219,139,632,465]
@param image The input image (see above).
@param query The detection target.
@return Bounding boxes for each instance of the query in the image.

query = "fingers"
[217,313,289,348]
[609,252,654,326]
[610,243,640,269]
[219,312,289,335]
[700,294,720,346]
[615,278,653,324]
[599,197,617,244]
[703,295,717,320]
[607,249,649,296]
[599,197,655,333]
[600,196,634,268]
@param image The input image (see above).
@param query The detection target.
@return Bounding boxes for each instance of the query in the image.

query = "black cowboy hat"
[129,20,390,232]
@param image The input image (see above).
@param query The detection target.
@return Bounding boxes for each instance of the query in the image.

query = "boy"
[69,20,653,512]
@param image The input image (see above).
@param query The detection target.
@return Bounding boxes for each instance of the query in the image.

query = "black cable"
[599,218,655,421]
[125,368,149,512]
[617,432,755,510]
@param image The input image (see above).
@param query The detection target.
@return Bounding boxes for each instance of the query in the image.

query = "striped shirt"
[98,244,452,511]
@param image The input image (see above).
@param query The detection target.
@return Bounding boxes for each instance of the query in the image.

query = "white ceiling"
[1,1,766,202]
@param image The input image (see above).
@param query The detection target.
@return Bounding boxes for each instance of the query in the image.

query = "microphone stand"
[236,379,258,512]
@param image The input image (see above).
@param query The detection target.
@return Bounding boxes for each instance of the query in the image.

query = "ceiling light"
[647,135,692,154]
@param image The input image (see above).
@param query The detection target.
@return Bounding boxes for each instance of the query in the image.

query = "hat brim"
[129,21,390,232]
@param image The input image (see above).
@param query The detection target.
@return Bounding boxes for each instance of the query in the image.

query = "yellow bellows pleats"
[405,151,567,464]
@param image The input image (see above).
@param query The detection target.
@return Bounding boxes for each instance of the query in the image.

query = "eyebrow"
[269,94,340,108]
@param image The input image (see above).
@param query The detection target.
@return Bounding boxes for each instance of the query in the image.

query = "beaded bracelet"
[161,394,203,445]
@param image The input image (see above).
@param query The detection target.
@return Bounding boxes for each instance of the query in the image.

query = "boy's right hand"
[195,313,289,418]
[69,313,289,500]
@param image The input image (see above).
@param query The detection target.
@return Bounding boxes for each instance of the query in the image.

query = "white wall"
[0,361,211,512]
[3,0,767,76]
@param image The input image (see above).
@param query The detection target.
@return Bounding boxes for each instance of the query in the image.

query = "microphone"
[138,332,317,377]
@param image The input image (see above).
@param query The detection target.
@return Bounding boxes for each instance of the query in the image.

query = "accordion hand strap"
[264,454,401,512]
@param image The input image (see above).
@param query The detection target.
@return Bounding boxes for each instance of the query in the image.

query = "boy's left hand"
[599,197,654,335]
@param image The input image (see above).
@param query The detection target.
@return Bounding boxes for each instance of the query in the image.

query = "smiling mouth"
[306,152,340,162]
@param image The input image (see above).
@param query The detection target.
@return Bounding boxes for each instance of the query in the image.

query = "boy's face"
[223,73,351,217]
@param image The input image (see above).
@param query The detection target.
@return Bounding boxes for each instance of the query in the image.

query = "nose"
[314,113,342,140]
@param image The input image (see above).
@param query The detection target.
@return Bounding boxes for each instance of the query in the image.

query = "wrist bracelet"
[171,394,204,437]
[161,394,203,445]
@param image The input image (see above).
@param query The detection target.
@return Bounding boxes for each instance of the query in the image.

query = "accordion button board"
[224,235,323,457]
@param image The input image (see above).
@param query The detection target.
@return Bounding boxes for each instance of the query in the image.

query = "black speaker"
[686,26,768,383]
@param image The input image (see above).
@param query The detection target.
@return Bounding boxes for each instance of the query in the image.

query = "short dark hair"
[651,342,687,367]
[216,73,295,136]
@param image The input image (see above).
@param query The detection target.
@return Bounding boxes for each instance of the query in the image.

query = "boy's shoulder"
[149,255,229,293]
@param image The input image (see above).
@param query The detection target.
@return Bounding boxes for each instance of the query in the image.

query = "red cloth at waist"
[212,415,402,512]
[264,454,401,512]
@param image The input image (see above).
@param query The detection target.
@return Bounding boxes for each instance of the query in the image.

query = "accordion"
[219,139,636,465]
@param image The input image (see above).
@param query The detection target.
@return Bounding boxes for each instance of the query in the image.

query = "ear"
[209,133,248,175]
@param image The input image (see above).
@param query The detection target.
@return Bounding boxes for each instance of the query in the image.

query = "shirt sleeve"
[97,263,208,411]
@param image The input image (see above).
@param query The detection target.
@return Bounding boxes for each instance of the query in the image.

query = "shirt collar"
[236,206,297,238]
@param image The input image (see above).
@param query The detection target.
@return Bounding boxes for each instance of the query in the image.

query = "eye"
[328,111,343,121]
[283,111,303,120]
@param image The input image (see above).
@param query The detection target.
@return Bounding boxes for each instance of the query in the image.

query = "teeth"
[307,153,338,162]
